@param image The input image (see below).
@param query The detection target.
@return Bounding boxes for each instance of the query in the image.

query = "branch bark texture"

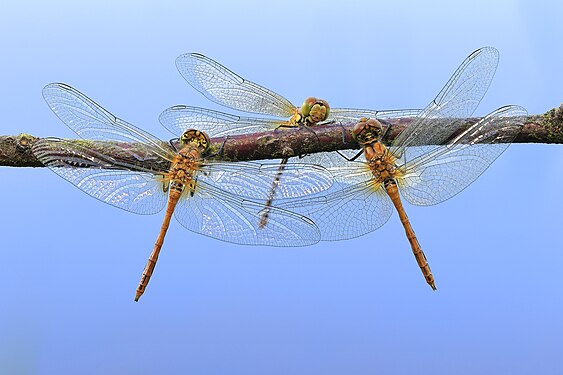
[1,104,562,168]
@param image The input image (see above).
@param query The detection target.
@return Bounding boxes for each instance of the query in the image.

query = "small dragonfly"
[163,53,420,225]
[276,47,527,289]
[33,83,334,301]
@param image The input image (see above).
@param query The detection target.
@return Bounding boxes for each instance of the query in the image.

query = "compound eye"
[367,119,383,136]
[301,97,330,124]
[309,99,330,123]
[352,118,368,141]
[180,129,211,152]
[301,97,317,116]
[352,118,382,144]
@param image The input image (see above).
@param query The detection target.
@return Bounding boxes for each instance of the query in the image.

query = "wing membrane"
[277,179,393,241]
[43,83,174,163]
[176,53,296,118]
[174,181,320,246]
[295,155,372,186]
[398,105,526,206]
[159,105,286,137]
[198,161,333,200]
[391,47,499,164]
[329,108,422,123]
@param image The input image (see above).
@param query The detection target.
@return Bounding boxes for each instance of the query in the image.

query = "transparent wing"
[174,181,320,246]
[198,161,334,200]
[391,47,500,164]
[294,154,372,185]
[159,105,287,137]
[329,108,422,123]
[398,105,526,206]
[43,83,173,163]
[277,179,393,241]
[176,53,296,118]
[33,138,167,214]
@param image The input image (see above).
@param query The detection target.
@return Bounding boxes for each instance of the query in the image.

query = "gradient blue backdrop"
[1,1,562,374]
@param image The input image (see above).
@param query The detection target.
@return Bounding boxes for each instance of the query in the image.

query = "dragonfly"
[162,52,420,225]
[33,83,335,301]
[276,47,527,289]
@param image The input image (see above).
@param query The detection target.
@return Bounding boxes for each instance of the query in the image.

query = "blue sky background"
[1,1,562,374]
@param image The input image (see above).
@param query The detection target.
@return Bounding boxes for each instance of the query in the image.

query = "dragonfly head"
[352,118,383,145]
[301,97,330,125]
[180,129,211,152]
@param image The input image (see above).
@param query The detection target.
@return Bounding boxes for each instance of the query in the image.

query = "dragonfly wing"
[297,152,369,181]
[198,161,334,200]
[43,83,174,162]
[175,53,296,118]
[33,138,168,214]
[398,105,526,206]
[391,47,500,164]
[174,181,320,246]
[329,108,422,123]
[277,179,393,241]
[159,105,286,137]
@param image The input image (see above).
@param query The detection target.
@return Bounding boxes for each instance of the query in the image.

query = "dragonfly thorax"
[364,142,399,182]
[167,147,200,187]
[289,112,305,127]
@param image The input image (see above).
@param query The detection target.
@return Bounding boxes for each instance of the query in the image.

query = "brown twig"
[1,104,562,168]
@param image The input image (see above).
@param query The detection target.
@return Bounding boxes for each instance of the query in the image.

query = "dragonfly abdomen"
[135,181,183,301]
[384,179,436,290]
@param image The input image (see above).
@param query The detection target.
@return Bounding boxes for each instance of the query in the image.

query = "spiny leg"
[169,137,180,152]
[336,149,364,162]
[206,135,230,158]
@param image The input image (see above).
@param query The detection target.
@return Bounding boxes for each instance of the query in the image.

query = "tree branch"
[2,104,562,168]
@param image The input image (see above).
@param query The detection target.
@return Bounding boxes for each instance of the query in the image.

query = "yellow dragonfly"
[162,53,420,225]
[33,83,334,301]
[275,47,527,289]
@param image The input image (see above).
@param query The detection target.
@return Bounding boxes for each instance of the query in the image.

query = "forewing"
[398,105,526,206]
[176,53,296,118]
[277,180,393,241]
[198,161,334,200]
[33,138,167,214]
[42,83,173,163]
[159,105,286,137]
[174,181,320,246]
[329,108,422,123]
[391,47,499,164]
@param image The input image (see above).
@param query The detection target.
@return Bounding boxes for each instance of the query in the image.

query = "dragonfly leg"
[380,121,393,144]
[334,121,349,145]
[206,135,230,158]
[336,149,364,162]
[300,123,321,143]
[169,137,180,152]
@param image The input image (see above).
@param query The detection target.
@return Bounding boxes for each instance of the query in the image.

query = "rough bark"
[1,104,562,168]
